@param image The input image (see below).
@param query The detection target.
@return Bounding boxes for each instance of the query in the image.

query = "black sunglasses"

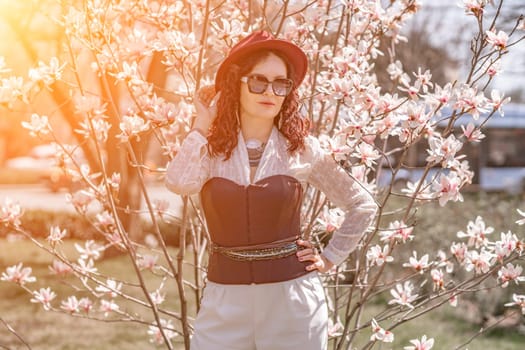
[240,75,294,97]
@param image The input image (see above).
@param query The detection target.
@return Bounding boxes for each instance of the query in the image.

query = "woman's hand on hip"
[193,85,220,132]
[296,239,334,273]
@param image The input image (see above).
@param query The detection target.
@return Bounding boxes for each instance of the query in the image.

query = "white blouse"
[165,127,377,265]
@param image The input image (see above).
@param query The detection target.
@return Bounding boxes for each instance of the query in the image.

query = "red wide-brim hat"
[215,30,308,92]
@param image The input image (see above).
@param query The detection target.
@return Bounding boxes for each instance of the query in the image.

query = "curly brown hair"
[208,50,310,160]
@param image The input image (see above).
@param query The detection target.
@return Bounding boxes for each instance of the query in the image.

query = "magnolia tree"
[1,0,525,349]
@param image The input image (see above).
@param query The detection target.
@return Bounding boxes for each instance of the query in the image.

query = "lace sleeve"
[305,137,378,266]
[165,130,210,195]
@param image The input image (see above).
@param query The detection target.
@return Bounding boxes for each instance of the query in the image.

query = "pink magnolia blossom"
[457,215,494,248]
[461,123,485,142]
[426,134,463,167]
[75,240,105,261]
[0,76,28,106]
[460,0,486,17]
[150,289,166,305]
[352,142,381,167]
[436,250,454,273]
[505,294,525,315]
[316,207,345,233]
[490,89,511,116]
[323,135,353,162]
[117,114,150,142]
[76,258,98,276]
[494,231,519,262]
[427,82,453,107]
[74,94,107,115]
[211,18,245,47]
[109,172,121,189]
[464,249,495,274]
[114,61,139,82]
[432,172,464,207]
[450,242,468,264]
[100,299,120,317]
[398,80,422,100]
[96,279,123,298]
[328,317,344,337]
[0,198,23,227]
[370,318,394,343]
[1,263,36,285]
[96,211,115,228]
[430,269,444,291]
[337,112,370,140]
[66,189,96,213]
[403,102,430,130]
[28,57,65,85]
[76,117,111,143]
[401,180,433,201]
[388,281,418,309]
[145,98,177,125]
[79,297,94,314]
[453,85,489,120]
[413,68,433,94]
[137,254,159,271]
[380,220,414,243]
[375,93,399,116]
[61,296,80,314]
[147,318,177,345]
[47,226,67,246]
[367,245,394,266]
[105,230,124,247]
[21,113,51,137]
[387,60,403,81]
[498,263,525,288]
[49,259,73,276]
[30,287,56,310]
[404,334,434,350]
[144,233,159,248]
[403,251,430,273]
[485,30,509,50]
[486,60,502,77]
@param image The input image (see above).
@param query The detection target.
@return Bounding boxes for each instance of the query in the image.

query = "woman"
[166,30,377,350]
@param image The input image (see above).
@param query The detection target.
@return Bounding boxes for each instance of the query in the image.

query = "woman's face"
[239,53,288,124]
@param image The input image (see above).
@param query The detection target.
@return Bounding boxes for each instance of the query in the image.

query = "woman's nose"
[262,83,275,96]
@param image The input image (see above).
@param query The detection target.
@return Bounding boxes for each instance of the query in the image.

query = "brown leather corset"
[200,175,309,284]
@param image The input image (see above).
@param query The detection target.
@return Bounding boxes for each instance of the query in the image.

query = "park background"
[0,0,524,349]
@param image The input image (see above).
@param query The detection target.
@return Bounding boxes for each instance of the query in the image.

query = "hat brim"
[215,39,307,91]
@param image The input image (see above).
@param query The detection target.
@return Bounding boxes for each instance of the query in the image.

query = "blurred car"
[4,144,80,192]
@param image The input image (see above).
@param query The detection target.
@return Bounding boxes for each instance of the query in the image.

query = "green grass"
[0,239,191,349]
[342,304,525,349]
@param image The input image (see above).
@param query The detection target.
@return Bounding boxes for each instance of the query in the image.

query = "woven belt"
[211,237,300,261]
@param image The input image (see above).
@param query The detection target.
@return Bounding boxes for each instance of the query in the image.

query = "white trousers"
[190,272,328,350]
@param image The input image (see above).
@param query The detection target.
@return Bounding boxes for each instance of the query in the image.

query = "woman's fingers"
[296,239,334,273]
[196,85,216,107]
[296,240,320,264]
[194,86,220,130]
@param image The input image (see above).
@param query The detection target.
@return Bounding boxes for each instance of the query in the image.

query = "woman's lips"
[258,101,275,106]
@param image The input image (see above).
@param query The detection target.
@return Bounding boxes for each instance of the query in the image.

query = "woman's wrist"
[191,119,211,137]
[190,127,207,138]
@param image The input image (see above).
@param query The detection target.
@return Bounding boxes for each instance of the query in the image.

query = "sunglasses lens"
[247,76,269,94]
[272,79,293,96]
